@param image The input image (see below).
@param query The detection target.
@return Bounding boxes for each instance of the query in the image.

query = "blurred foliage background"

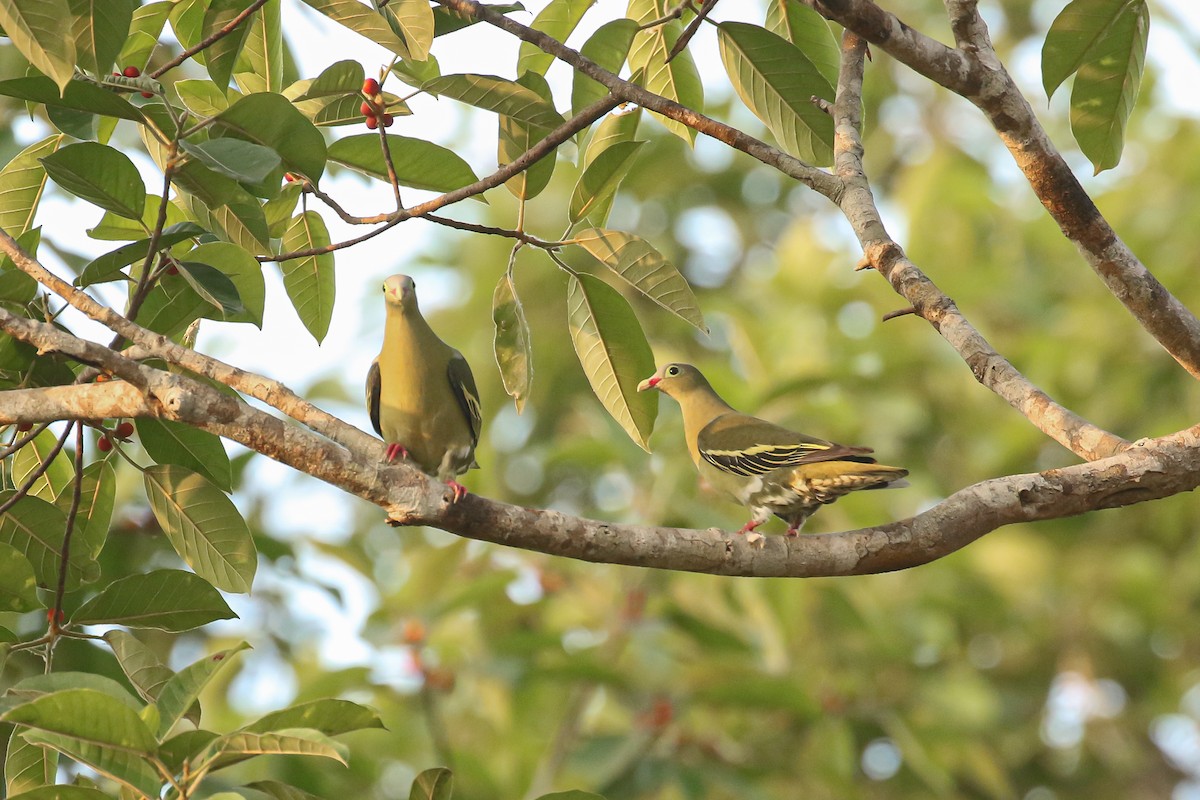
[4,0,1200,798]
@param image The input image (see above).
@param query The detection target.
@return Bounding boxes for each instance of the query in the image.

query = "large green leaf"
[40,143,146,220]
[11,428,72,501]
[201,0,256,89]
[571,18,637,116]
[296,0,410,57]
[292,59,363,100]
[383,0,434,62]
[243,699,385,736]
[566,273,657,450]
[5,690,160,797]
[627,0,703,144]
[245,0,284,92]
[431,2,523,37]
[212,92,327,181]
[136,275,210,338]
[247,781,325,800]
[8,673,144,710]
[423,73,566,128]
[103,630,176,704]
[764,0,840,86]
[0,0,76,92]
[568,139,644,225]
[409,768,452,800]
[5,728,56,796]
[0,135,62,237]
[202,729,348,765]
[71,569,237,630]
[119,1,170,69]
[493,270,533,414]
[87,194,187,241]
[0,542,40,613]
[0,492,93,591]
[9,786,116,800]
[499,72,556,201]
[53,459,114,561]
[174,161,270,254]
[583,106,641,166]
[68,0,136,77]
[181,139,281,185]
[77,222,205,286]
[185,241,266,327]
[517,0,595,76]
[156,642,249,738]
[573,227,704,331]
[327,134,480,193]
[0,77,142,120]
[718,21,834,165]
[143,464,255,594]
[281,211,335,344]
[136,418,233,491]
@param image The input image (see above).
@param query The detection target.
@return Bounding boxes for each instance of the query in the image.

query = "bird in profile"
[367,274,481,502]
[637,363,907,536]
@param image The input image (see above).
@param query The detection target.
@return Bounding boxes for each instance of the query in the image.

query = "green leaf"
[182,139,282,186]
[764,0,840,86]
[103,630,176,703]
[204,729,348,765]
[177,261,246,317]
[432,3,523,37]
[0,542,40,613]
[11,427,72,502]
[136,274,210,338]
[9,672,144,709]
[568,139,644,225]
[264,182,302,238]
[40,143,146,220]
[213,92,327,181]
[327,134,480,193]
[174,161,270,254]
[281,211,335,344]
[185,241,266,327]
[409,768,453,800]
[0,77,141,120]
[78,222,205,287]
[1044,0,1130,98]
[243,0,284,93]
[0,135,63,238]
[391,55,441,87]
[718,21,834,165]
[246,781,325,800]
[157,730,219,773]
[176,79,231,116]
[383,0,434,61]
[572,227,704,330]
[202,0,256,89]
[583,106,641,166]
[156,642,249,738]
[5,728,56,796]
[53,460,114,561]
[533,793,606,800]
[566,273,657,450]
[500,72,556,201]
[72,568,237,630]
[118,1,171,69]
[627,0,703,144]
[68,0,136,77]
[296,0,410,57]
[243,699,385,736]
[293,59,363,100]
[8,786,116,800]
[518,0,594,76]
[0,0,76,93]
[136,418,232,491]
[423,73,566,128]
[493,270,533,414]
[46,105,100,142]
[5,689,160,797]
[87,194,186,241]
[0,494,88,590]
[143,464,256,594]
[0,228,41,304]
[571,18,637,116]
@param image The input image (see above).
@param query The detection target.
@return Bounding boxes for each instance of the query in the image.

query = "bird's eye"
[381,282,388,292]
[667,365,679,376]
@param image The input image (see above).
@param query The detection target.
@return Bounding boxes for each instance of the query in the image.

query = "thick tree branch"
[828,33,1126,460]
[1,308,1197,579]
[809,0,1200,379]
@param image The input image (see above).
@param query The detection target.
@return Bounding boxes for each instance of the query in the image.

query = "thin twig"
[424,214,568,249]
[666,0,719,63]
[49,424,86,659]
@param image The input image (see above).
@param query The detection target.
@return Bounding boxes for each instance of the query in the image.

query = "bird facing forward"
[637,363,907,536]
[367,274,481,502]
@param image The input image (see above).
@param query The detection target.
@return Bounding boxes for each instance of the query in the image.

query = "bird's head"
[381,274,418,311]
[637,363,708,398]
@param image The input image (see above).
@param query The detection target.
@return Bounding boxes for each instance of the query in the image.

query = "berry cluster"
[113,65,154,98]
[97,421,135,452]
[360,78,393,130]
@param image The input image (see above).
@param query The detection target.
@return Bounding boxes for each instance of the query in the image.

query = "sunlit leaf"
[518,0,595,76]
[0,542,40,613]
[40,143,146,220]
[68,0,136,78]
[569,139,644,224]
[493,270,533,413]
[409,768,452,800]
[566,272,657,450]
[571,17,636,116]
[8,786,116,800]
[764,0,840,86]
[0,0,76,92]
[424,73,566,128]
[212,92,327,181]
[327,134,480,193]
[246,781,325,800]
[11,428,72,502]
[77,222,204,286]
[72,568,237,630]
[87,194,187,241]
[383,0,434,62]
[5,728,56,796]
[281,211,335,344]
[203,728,348,764]
[202,0,256,89]
[243,0,284,92]
[0,135,62,238]
[499,71,556,200]
[583,106,641,167]
[293,60,363,100]
[432,2,523,37]
[118,1,171,69]
[53,459,114,560]
[143,464,256,594]
[103,630,175,703]
[156,642,249,738]
[627,0,702,144]
[296,0,410,57]
[137,418,233,491]
[243,699,385,736]
[185,241,266,327]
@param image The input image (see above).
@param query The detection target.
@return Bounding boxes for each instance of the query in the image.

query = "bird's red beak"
[636,375,660,392]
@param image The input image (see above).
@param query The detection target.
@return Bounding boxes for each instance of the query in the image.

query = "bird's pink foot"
[737,520,763,535]
[384,442,409,463]
[445,480,468,503]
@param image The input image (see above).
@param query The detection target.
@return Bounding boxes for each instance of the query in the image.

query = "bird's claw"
[445,480,468,504]
[744,532,765,547]
[384,443,410,463]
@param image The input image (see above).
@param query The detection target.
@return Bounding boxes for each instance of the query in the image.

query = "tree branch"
[810,0,1200,379]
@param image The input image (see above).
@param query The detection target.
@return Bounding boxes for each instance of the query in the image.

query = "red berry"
[360,100,375,117]
[365,115,379,130]
[97,435,113,452]
[141,91,154,98]
[123,65,141,78]
[16,422,33,432]
[402,619,426,645]
[284,173,295,183]
[115,421,135,439]
[363,78,381,96]
[382,113,394,128]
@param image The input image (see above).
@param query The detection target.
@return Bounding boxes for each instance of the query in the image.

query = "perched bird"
[637,363,907,536]
[367,274,481,502]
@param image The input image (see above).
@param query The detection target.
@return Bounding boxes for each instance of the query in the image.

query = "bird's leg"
[445,480,468,503]
[384,442,410,463]
[737,519,763,535]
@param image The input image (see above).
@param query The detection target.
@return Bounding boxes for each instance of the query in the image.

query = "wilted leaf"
[493,270,533,413]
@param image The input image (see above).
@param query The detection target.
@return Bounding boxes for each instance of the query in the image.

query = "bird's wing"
[366,356,382,437]
[697,413,874,477]
[447,351,482,447]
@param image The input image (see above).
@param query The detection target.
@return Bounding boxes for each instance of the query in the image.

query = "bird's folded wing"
[697,414,874,477]
[447,351,482,447]
[366,357,382,437]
